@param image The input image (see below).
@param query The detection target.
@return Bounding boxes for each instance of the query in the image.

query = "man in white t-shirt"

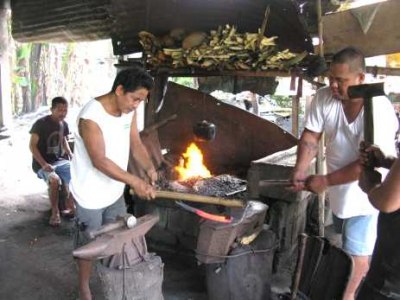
[290,47,398,300]
[70,67,157,300]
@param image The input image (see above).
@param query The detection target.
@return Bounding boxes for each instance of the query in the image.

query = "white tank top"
[70,99,134,209]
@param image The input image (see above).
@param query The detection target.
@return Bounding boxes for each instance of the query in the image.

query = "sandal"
[61,209,75,219]
[49,214,61,226]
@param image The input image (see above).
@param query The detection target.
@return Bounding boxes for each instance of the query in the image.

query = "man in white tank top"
[70,67,157,300]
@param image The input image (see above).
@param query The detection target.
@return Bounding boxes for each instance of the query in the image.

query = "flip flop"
[49,214,61,226]
[61,209,75,219]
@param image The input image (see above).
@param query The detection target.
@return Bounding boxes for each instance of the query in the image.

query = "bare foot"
[79,286,92,300]
[49,213,61,226]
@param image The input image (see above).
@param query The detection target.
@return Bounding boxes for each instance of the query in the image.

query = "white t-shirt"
[305,87,398,218]
[70,99,134,209]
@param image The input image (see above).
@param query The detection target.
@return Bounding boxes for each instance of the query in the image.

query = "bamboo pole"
[130,189,245,208]
[316,0,326,237]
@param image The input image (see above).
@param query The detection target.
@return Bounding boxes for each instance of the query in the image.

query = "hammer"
[348,82,385,169]
[87,214,137,239]
[347,82,385,145]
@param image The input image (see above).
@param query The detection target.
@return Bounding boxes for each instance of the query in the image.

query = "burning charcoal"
[155,170,171,190]
[167,181,192,194]
[193,174,247,198]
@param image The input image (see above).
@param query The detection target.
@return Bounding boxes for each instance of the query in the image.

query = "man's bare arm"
[129,113,157,183]
[29,133,52,171]
[294,129,322,172]
[289,129,321,191]
[326,160,362,185]
[78,118,154,198]
[62,137,73,158]
[368,159,400,213]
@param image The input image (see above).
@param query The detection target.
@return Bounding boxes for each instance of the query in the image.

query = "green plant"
[269,95,292,108]
[169,77,196,89]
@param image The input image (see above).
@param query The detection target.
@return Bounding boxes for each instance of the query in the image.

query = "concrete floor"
[0,205,211,300]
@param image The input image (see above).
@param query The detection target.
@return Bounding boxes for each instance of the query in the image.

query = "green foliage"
[12,75,29,87]
[169,77,196,89]
[17,44,32,61]
[269,95,292,108]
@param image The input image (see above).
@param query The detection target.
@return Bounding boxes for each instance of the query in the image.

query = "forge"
[127,81,316,297]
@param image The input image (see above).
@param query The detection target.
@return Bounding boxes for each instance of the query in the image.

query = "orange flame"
[175,143,211,180]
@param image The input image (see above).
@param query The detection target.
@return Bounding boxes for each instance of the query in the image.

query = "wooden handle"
[130,189,245,208]
[141,114,177,135]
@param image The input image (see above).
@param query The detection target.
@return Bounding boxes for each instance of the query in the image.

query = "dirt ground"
[0,111,206,300]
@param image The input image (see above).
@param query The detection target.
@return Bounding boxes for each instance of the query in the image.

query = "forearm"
[131,143,156,174]
[382,155,397,169]
[368,159,400,212]
[294,130,320,172]
[63,138,73,157]
[326,160,362,186]
[30,146,49,168]
[92,156,140,186]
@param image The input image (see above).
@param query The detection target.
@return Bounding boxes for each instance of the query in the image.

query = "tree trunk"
[0,3,12,127]
[20,56,31,114]
[30,43,42,111]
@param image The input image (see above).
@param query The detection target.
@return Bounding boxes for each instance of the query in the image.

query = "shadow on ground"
[0,205,207,300]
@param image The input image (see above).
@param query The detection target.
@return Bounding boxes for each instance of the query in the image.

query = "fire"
[175,143,211,180]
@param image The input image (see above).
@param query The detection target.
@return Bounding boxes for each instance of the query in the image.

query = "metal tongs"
[259,179,305,187]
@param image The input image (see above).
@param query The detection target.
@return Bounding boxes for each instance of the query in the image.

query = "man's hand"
[146,169,158,186]
[305,175,329,194]
[289,169,307,191]
[359,169,382,194]
[130,177,155,200]
[42,163,54,172]
[359,141,385,168]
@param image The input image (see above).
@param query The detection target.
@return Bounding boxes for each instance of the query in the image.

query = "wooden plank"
[323,0,400,57]
[116,64,292,78]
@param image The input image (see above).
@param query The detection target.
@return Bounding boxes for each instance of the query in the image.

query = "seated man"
[29,96,75,226]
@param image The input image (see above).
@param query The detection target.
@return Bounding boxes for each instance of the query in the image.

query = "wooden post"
[292,76,303,137]
[316,0,326,237]
[0,1,12,129]
[145,73,168,127]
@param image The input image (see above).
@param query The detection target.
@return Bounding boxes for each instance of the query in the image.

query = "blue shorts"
[37,160,71,185]
[333,214,378,256]
[74,195,126,248]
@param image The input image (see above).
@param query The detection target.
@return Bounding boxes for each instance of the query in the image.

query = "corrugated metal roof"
[11,0,113,42]
[11,0,313,54]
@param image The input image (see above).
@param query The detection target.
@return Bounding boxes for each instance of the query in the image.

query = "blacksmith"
[70,67,157,300]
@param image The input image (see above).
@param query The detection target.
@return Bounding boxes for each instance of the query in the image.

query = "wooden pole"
[0,2,12,129]
[130,189,245,208]
[316,0,325,237]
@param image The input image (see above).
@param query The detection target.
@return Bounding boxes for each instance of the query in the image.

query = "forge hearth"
[127,81,302,296]
[247,146,317,291]
[132,172,249,251]
[160,174,247,198]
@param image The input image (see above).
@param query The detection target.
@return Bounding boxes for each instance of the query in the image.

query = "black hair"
[111,67,154,93]
[332,46,366,73]
[51,96,68,109]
